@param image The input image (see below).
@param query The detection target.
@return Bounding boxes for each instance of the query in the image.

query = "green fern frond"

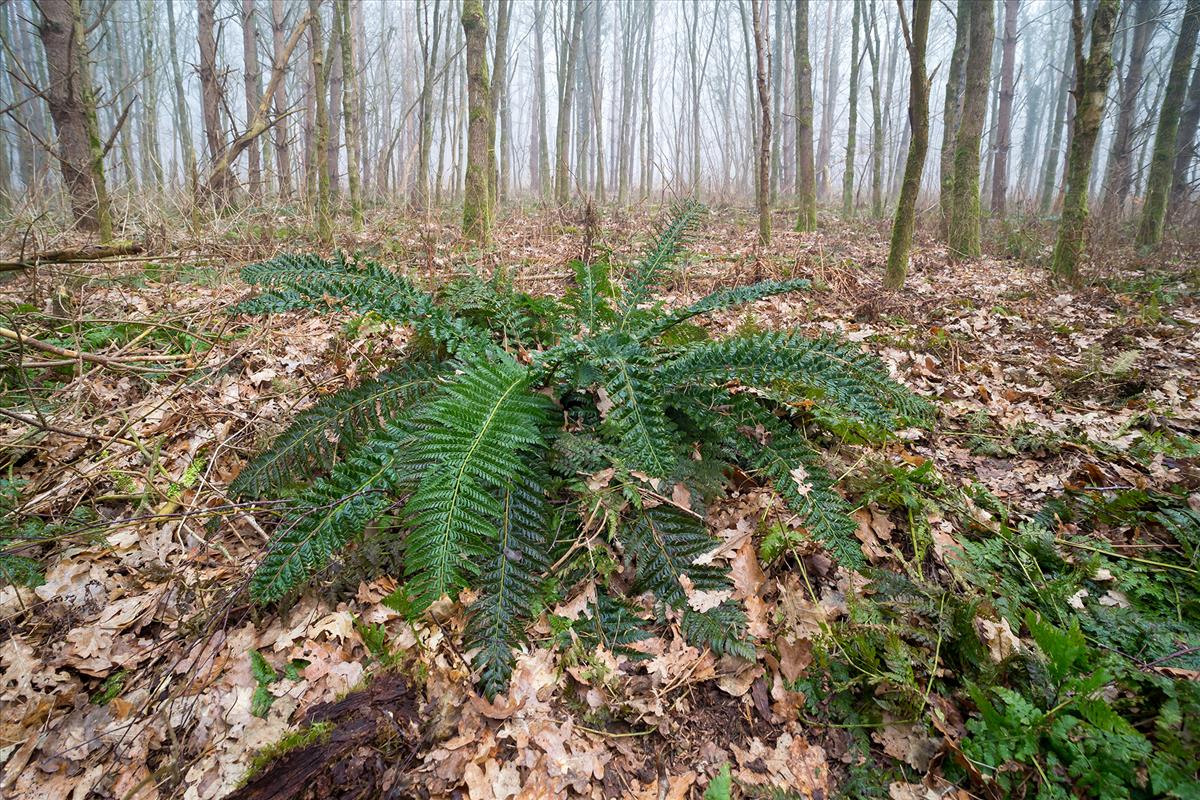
[619,506,727,608]
[589,338,677,478]
[0,549,43,588]
[230,362,442,500]
[640,278,812,340]
[719,394,864,568]
[662,331,930,435]
[249,416,426,603]
[238,252,488,357]
[466,467,552,699]
[401,358,555,611]
[681,602,755,660]
[618,201,702,324]
[566,258,616,328]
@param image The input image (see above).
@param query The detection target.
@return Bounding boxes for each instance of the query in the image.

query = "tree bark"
[197,0,236,201]
[1137,0,1200,246]
[641,0,655,198]
[242,0,264,198]
[309,0,331,242]
[939,0,970,239]
[555,1,584,206]
[751,0,771,244]
[842,0,862,217]
[1101,0,1156,219]
[326,10,343,204]
[36,0,112,240]
[864,0,884,218]
[989,0,1019,215]
[947,0,992,259]
[271,0,295,200]
[462,0,491,242]
[1039,24,1076,216]
[1050,0,1120,281]
[1167,55,1200,217]
[794,0,816,230]
[338,0,362,227]
[885,0,932,290]
[816,0,840,199]
[532,0,549,199]
[488,0,510,212]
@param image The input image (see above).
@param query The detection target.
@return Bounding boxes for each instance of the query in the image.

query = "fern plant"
[234,202,931,697]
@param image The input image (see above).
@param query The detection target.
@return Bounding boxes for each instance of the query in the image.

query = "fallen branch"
[0,326,191,368]
[0,241,144,272]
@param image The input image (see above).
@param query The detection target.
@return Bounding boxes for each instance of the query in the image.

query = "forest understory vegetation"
[1,200,1198,800]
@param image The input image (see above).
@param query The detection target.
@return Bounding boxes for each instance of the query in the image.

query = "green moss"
[239,722,334,786]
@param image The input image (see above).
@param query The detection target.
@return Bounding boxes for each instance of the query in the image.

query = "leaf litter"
[0,207,1197,798]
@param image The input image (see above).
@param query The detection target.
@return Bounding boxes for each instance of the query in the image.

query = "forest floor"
[0,205,1198,800]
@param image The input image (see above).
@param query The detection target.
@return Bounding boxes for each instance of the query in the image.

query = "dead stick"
[0,326,190,366]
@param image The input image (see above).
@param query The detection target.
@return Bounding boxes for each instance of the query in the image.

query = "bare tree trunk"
[166,0,197,192]
[1051,0,1120,281]
[242,0,263,199]
[415,0,443,208]
[309,0,331,242]
[864,0,883,218]
[885,0,932,290]
[462,0,491,242]
[488,0,510,213]
[531,0,549,199]
[947,0,992,259]
[989,0,1019,216]
[794,0,816,230]
[640,0,655,198]
[842,0,862,217]
[769,0,782,202]
[271,0,295,199]
[336,0,362,226]
[939,0,970,238]
[751,0,771,244]
[1039,30,1075,216]
[138,0,164,190]
[37,0,112,240]
[327,12,343,205]
[1168,56,1200,217]
[1102,0,1156,219]
[198,0,236,202]
[554,0,583,205]
[816,1,840,199]
[1138,0,1200,246]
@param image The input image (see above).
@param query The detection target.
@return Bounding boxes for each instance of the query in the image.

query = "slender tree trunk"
[1138,0,1200,246]
[641,0,655,198]
[1167,56,1200,217]
[338,0,362,226]
[842,0,862,217]
[326,13,343,205]
[989,0,1019,215]
[462,0,491,242]
[947,0,992,259]
[488,0,510,214]
[415,0,443,209]
[939,0,970,238]
[865,0,883,218]
[794,0,816,230]
[166,0,197,192]
[198,0,235,202]
[271,0,295,200]
[1051,0,1120,281]
[1040,30,1076,215]
[242,0,263,199]
[37,0,112,239]
[769,0,782,202]
[532,0,549,199]
[555,1,584,205]
[1102,0,1156,219]
[751,0,771,244]
[138,0,163,190]
[309,0,331,242]
[816,1,840,199]
[885,0,932,290]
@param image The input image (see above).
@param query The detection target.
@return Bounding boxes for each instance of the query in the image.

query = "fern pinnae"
[249,416,425,603]
[640,277,812,340]
[618,201,702,324]
[401,359,555,611]
[466,467,552,698]
[230,363,442,500]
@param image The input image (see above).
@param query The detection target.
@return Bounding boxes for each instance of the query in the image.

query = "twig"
[0,326,190,368]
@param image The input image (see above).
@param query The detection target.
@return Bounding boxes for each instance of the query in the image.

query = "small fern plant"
[232,202,931,697]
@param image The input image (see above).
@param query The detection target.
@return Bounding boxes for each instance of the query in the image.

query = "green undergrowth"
[795,460,1200,799]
